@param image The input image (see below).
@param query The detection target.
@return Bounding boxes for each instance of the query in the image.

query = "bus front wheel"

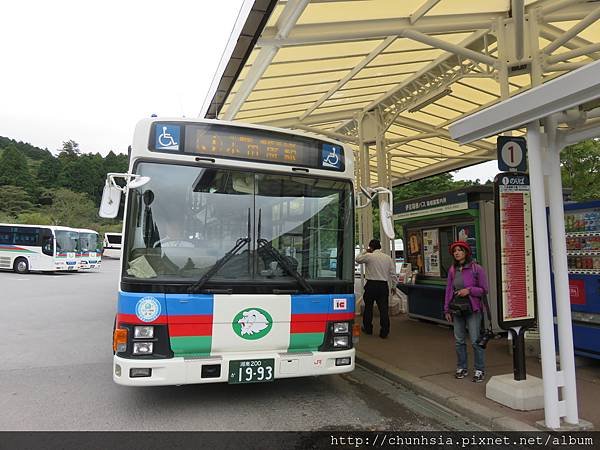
[14,258,29,274]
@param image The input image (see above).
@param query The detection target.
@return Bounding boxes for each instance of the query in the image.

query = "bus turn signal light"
[113,328,128,352]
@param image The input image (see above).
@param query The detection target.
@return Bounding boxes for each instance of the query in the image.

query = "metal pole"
[527,120,560,429]
[545,115,579,425]
[376,125,390,256]
[510,327,527,381]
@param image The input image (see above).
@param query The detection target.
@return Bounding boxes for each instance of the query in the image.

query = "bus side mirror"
[379,195,395,240]
[99,179,122,219]
[99,174,151,219]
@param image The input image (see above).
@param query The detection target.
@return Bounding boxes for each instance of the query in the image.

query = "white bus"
[77,228,102,270]
[0,224,79,273]
[103,232,122,252]
[99,117,367,386]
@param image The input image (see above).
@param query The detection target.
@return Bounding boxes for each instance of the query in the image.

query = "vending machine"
[563,200,600,359]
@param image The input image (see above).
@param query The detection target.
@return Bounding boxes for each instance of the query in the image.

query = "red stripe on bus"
[168,315,213,324]
[290,321,326,334]
[168,323,213,337]
[328,312,355,321]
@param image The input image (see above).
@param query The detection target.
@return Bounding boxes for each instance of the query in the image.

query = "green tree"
[0,185,34,217]
[42,188,97,227]
[0,145,32,189]
[561,140,600,201]
[58,139,80,159]
[37,154,63,188]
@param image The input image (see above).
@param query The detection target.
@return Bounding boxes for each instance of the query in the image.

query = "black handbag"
[449,294,472,316]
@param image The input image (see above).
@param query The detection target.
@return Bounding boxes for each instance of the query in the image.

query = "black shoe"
[361,326,372,335]
[379,333,388,339]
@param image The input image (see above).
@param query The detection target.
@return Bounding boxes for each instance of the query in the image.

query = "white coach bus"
[77,228,102,270]
[0,224,79,273]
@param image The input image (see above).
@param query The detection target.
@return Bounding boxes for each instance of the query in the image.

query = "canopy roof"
[202,0,600,186]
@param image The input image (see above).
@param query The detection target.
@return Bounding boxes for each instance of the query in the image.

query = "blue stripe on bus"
[291,294,355,314]
[165,294,214,316]
[118,291,166,315]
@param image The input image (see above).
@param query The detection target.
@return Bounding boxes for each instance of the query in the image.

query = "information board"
[494,172,536,329]
[422,229,440,277]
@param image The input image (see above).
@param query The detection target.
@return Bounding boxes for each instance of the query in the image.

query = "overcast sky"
[0,0,497,181]
[0,0,246,156]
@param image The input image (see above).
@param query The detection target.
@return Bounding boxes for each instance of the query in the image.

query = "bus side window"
[0,226,12,244]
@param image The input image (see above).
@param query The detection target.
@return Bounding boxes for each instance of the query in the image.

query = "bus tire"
[14,257,29,274]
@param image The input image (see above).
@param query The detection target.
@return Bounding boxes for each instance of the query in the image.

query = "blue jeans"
[453,310,485,371]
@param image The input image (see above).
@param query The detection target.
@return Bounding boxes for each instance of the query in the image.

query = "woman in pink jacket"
[444,241,489,383]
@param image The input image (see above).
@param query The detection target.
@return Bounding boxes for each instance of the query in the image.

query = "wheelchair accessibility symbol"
[321,144,343,169]
[155,124,180,150]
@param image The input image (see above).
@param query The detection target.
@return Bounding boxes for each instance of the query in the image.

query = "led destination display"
[150,122,344,171]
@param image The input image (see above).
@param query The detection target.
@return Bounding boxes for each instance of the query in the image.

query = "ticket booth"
[394,187,500,331]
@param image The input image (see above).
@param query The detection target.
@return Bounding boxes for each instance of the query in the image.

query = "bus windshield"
[79,233,101,253]
[55,230,79,253]
[123,162,354,288]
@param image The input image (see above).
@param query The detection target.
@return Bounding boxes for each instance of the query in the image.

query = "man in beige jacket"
[356,239,397,338]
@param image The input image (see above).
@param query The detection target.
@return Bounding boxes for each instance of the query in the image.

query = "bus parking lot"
[0,258,483,431]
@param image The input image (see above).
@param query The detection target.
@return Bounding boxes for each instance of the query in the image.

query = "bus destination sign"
[150,122,344,171]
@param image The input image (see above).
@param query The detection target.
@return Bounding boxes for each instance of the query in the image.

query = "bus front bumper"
[113,349,355,386]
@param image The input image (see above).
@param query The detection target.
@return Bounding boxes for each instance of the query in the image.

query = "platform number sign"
[497,136,527,172]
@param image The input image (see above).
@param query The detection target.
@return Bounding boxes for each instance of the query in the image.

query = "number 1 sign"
[497,136,527,172]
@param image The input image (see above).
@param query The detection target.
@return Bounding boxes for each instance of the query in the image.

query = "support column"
[357,115,374,247]
[527,121,560,429]
[544,115,579,425]
[376,122,390,255]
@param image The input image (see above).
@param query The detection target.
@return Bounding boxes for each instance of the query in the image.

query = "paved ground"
[356,314,600,430]
[0,259,483,431]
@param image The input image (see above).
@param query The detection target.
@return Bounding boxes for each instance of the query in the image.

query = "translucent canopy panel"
[202,0,600,186]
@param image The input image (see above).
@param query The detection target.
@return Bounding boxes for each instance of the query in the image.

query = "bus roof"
[130,117,354,182]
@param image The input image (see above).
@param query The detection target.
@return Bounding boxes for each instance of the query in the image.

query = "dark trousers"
[363,280,390,337]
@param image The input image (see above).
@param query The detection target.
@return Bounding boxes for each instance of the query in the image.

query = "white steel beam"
[539,24,599,59]
[513,0,525,61]
[362,30,491,113]
[450,59,600,144]
[546,42,600,64]
[257,13,502,47]
[401,29,497,66]
[222,0,310,120]
[410,0,441,24]
[299,36,397,121]
[542,5,600,55]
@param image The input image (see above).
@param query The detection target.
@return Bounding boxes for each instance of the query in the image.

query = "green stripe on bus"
[170,336,212,357]
[288,333,324,352]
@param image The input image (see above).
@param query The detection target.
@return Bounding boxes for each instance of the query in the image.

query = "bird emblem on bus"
[233,308,273,340]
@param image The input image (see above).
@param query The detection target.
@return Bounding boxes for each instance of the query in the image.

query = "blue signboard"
[155,124,181,151]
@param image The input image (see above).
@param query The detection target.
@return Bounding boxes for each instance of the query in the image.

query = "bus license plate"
[228,359,274,384]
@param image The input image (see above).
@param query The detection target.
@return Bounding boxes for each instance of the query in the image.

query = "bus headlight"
[333,322,349,334]
[134,326,154,339]
[333,336,349,348]
[133,342,153,355]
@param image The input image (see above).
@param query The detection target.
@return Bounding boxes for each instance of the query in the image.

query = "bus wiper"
[257,209,313,293]
[188,209,251,294]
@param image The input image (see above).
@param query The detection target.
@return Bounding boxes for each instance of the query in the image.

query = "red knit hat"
[449,240,471,257]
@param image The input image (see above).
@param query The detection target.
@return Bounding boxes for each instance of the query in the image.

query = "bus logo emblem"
[232,308,273,340]
[155,124,180,150]
[135,296,161,322]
